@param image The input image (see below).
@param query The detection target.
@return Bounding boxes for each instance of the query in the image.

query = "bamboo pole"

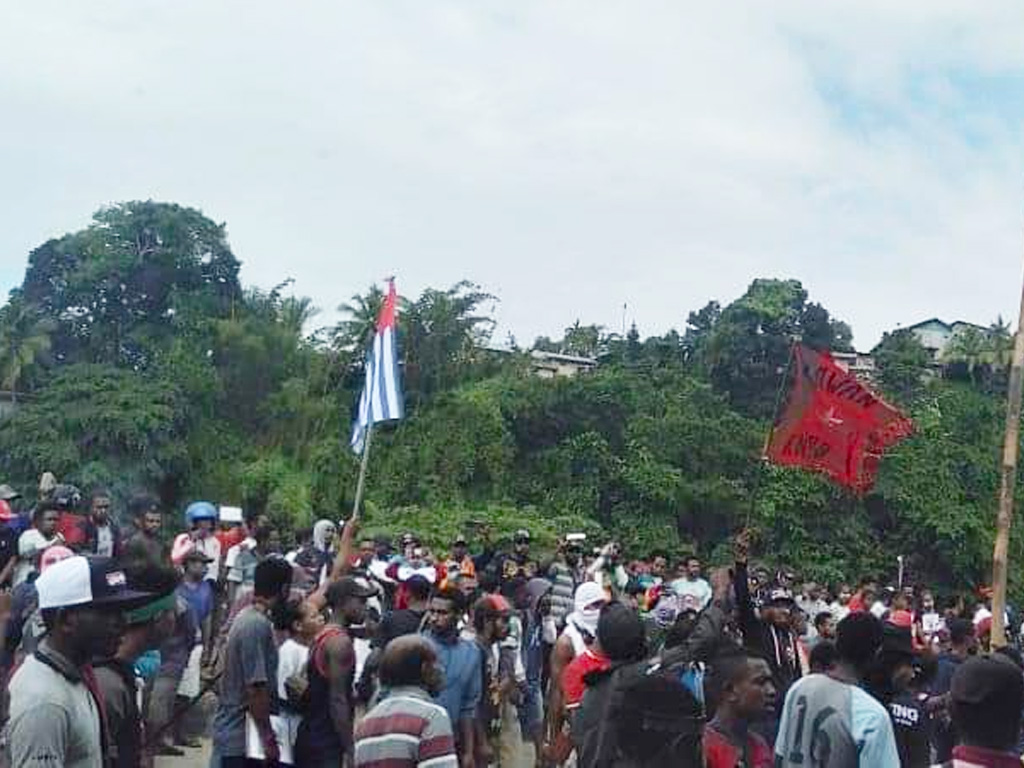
[991,267,1024,648]
[351,420,374,523]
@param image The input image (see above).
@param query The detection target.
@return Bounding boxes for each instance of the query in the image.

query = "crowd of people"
[0,475,1021,768]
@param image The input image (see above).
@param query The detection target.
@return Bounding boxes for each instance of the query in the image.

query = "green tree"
[700,279,853,417]
[21,201,241,368]
[874,330,932,403]
[401,281,497,406]
[334,285,387,352]
[0,293,55,401]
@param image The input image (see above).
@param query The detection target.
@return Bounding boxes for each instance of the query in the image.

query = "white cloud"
[1,1,1023,349]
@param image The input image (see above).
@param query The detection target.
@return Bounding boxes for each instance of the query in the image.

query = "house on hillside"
[831,350,876,379]
[529,350,598,379]
[902,318,989,363]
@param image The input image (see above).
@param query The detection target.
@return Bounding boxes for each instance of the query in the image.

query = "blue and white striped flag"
[350,280,404,454]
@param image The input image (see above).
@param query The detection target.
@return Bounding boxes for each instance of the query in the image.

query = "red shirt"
[561,649,610,710]
[703,723,773,768]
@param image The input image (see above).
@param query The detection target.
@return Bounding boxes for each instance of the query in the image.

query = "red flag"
[765,345,914,493]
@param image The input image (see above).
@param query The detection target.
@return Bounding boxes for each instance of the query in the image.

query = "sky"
[3,1,1024,351]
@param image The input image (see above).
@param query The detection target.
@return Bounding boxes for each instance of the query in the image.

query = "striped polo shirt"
[354,685,459,768]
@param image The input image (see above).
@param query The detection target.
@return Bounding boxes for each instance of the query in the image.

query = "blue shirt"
[178,579,214,625]
[426,631,482,731]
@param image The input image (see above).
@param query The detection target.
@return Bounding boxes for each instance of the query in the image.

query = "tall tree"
[0,293,55,402]
[699,279,854,418]
[401,281,497,406]
[21,201,241,368]
[874,329,931,402]
[334,285,387,352]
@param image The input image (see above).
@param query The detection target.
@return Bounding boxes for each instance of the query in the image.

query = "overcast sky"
[3,2,1024,350]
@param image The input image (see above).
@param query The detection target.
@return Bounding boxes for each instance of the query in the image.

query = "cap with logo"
[36,555,154,611]
[767,587,796,605]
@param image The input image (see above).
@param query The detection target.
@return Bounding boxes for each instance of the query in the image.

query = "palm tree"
[0,295,55,403]
[987,316,1014,369]
[278,296,319,339]
[334,285,386,352]
[943,326,987,382]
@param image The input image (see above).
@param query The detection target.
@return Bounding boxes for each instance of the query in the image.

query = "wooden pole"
[991,268,1024,648]
[351,420,374,523]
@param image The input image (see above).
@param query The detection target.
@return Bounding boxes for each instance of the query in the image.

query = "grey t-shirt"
[212,605,279,757]
[4,649,103,768]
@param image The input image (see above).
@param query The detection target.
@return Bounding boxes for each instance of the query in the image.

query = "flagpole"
[351,420,374,523]
[991,258,1024,648]
[748,342,798,524]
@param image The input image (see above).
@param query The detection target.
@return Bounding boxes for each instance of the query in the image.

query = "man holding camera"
[587,542,629,600]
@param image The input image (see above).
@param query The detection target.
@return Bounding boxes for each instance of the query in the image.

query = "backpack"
[610,660,705,767]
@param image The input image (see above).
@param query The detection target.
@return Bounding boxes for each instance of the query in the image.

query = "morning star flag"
[350,280,404,454]
[764,344,914,493]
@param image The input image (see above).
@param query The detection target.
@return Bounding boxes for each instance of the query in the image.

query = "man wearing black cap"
[95,560,179,768]
[944,655,1024,767]
[491,529,539,599]
[733,534,803,717]
[4,555,153,768]
[296,575,377,768]
[871,624,931,768]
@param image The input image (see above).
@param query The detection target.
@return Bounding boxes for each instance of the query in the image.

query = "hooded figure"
[296,519,336,586]
[563,582,606,656]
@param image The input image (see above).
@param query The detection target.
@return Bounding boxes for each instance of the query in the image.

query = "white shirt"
[225,537,256,583]
[14,529,58,586]
[95,525,114,558]
[277,639,310,700]
[830,602,851,622]
[669,577,712,611]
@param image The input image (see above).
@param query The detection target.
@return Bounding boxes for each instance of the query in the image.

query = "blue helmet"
[185,501,218,525]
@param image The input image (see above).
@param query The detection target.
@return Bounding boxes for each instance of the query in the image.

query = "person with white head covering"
[544,581,609,764]
[295,519,337,587]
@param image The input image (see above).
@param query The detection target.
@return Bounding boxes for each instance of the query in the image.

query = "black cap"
[183,549,213,564]
[880,625,914,659]
[327,576,378,605]
[597,602,646,662]
[952,655,1024,707]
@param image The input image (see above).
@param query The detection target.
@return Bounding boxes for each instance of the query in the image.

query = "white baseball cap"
[36,556,154,611]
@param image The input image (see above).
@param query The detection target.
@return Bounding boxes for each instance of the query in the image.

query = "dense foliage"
[2,201,1022,599]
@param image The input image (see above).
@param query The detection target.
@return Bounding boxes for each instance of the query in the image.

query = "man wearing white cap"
[3,555,153,768]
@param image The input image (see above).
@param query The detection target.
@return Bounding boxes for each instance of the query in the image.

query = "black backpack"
[603,660,705,768]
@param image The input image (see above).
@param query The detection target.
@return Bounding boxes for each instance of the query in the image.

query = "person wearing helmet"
[171,501,222,582]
